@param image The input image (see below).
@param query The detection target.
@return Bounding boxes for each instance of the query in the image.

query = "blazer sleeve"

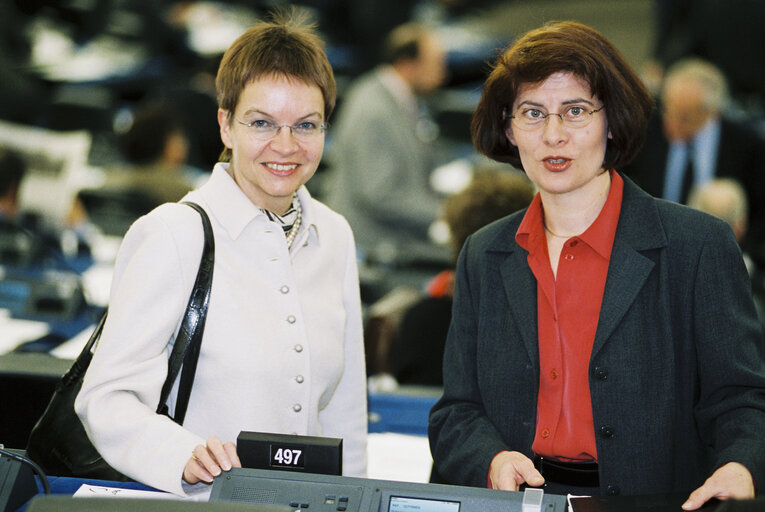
[75,206,207,496]
[428,235,514,487]
[691,224,765,488]
[330,86,441,233]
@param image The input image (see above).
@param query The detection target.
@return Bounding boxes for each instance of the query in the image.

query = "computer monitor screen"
[389,496,460,512]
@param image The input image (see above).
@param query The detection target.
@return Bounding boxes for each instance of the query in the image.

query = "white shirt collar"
[198,163,317,244]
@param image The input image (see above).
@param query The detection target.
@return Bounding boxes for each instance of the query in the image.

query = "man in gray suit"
[325,23,448,266]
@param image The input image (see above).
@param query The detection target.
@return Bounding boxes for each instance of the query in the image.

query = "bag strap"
[62,310,108,387]
[157,201,215,424]
[72,202,213,424]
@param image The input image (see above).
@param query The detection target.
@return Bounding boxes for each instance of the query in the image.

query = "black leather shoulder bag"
[26,201,214,481]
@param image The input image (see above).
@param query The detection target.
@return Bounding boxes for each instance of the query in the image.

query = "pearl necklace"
[284,194,302,249]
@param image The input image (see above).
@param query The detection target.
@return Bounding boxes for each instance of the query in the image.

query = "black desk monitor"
[238,432,342,476]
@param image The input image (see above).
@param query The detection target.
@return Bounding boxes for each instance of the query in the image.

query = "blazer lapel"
[485,177,667,365]
[489,221,541,370]
[592,177,667,357]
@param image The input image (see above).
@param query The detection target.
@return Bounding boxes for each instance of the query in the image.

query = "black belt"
[535,457,600,488]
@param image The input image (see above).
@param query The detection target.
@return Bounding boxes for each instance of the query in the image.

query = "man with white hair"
[626,57,765,262]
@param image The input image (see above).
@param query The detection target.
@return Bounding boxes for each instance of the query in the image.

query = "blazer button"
[606,485,620,496]
[594,367,608,380]
[599,425,615,438]
[292,404,302,412]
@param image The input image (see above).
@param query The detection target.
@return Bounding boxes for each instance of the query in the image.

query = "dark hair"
[443,167,535,258]
[215,9,336,162]
[119,104,185,165]
[0,147,27,197]
[379,23,428,64]
[472,21,654,171]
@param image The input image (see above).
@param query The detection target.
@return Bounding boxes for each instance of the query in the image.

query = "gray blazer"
[429,174,765,496]
[325,68,443,261]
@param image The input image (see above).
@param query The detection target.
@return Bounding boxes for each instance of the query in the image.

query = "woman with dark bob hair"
[75,10,367,496]
[429,21,765,509]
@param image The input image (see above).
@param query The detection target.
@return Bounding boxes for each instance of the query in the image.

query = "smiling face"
[218,74,325,214]
[505,71,611,199]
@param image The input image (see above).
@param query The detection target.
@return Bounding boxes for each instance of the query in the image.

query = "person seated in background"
[100,103,199,205]
[625,57,765,263]
[325,22,449,266]
[0,147,25,221]
[687,178,765,332]
[67,103,201,236]
[1,146,83,267]
[387,167,535,386]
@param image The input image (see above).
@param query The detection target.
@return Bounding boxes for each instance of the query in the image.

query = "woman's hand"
[488,451,545,491]
[682,462,755,510]
[183,436,242,484]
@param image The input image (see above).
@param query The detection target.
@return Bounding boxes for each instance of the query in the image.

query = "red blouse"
[515,170,623,462]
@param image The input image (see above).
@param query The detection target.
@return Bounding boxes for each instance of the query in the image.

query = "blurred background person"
[647,0,765,113]
[324,22,449,269]
[625,57,765,264]
[0,147,26,222]
[687,177,765,332]
[68,102,201,238]
[386,166,535,387]
[100,102,199,205]
[1,146,88,269]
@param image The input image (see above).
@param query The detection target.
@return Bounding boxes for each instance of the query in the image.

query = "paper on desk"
[73,484,179,500]
[73,483,212,502]
[367,432,433,483]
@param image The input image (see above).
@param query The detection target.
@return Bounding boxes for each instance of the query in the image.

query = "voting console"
[210,468,568,512]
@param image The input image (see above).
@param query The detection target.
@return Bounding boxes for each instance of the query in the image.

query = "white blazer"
[76,164,367,495]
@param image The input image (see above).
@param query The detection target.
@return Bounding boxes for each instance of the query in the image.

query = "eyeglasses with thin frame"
[236,118,328,142]
[509,105,605,131]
